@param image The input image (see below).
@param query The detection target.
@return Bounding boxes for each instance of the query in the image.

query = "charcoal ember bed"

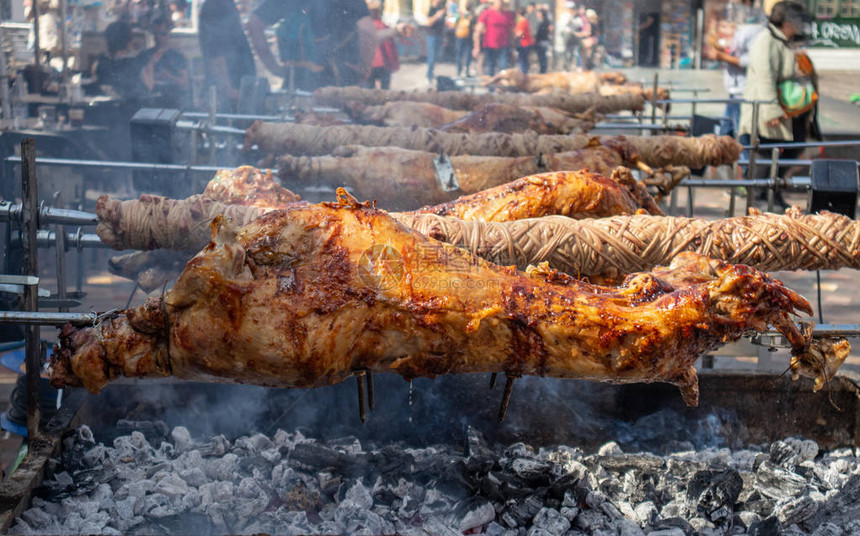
[9,374,860,535]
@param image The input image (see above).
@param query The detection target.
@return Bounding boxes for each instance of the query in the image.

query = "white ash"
[10,424,860,535]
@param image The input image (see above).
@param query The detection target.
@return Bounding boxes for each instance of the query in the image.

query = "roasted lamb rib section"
[53,192,848,407]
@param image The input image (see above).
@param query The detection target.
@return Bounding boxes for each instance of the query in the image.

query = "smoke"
[88,373,748,453]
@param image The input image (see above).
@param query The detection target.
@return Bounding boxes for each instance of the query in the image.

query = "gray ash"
[11,422,860,535]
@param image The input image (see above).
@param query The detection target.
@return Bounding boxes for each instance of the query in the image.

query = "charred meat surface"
[414,168,661,221]
[53,193,847,406]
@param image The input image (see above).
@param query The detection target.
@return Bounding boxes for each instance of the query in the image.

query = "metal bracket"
[432,152,461,192]
[0,275,39,286]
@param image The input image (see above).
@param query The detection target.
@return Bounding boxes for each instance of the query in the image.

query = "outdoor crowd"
[709,0,820,207]
[71,0,607,108]
[24,0,821,185]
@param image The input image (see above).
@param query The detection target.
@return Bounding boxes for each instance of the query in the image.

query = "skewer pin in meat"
[52,191,848,407]
[312,86,645,113]
[245,122,742,169]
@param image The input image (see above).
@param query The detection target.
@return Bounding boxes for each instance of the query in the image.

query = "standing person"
[514,8,534,74]
[579,8,598,69]
[473,0,515,77]
[710,0,765,138]
[198,0,255,111]
[454,8,474,77]
[637,12,659,67]
[739,1,810,207]
[367,1,399,89]
[247,0,375,89]
[140,16,189,108]
[558,2,582,69]
[525,3,539,41]
[92,20,150,102]
[534,8,552,73]
[425,0,447,84]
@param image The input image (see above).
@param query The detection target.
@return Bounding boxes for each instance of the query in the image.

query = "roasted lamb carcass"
[350,101,597,134]
[412,168,660,221]
[52,192,847,406]
[312,86,645,114]
[277,145,641,209]
[484,69,616,94]
[245,122,742,169]
[482,69,670,100]
[202,166,301,207]
[438,103,597,134]
[97,166,661,251]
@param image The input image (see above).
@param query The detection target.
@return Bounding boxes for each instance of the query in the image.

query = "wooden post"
[21,138,41,440]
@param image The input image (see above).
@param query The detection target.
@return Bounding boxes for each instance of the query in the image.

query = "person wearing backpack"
[739,1,814,207]
[454,8,474,77]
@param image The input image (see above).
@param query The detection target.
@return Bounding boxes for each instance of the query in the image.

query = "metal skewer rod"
[5,156,265,174]
[0,311,99,325]
[9,229,108,249]
[0,201,98,226]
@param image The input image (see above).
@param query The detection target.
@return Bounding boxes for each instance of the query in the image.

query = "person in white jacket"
[738,1,808,207]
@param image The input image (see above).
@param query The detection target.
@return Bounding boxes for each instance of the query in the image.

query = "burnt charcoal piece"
[488,470,533,500]
[503,494,544,527]
[747,516,779,536]
[115,420,170,445]
[288,443,368,478]
[196,435,230,457]
[648,516,696,535]
[464,427,496,474]
[128,513,216,536]
[367,446,416,478]
[435,460,477,496]
[237,455,274,476]
[451,497,496,531]
[548,473,581,502]
[689,469,744,523]
[509,458,553,487]
[739,490,776,518]
[800,474,860,530]
[754,461,808,500]
[597,454,665,474]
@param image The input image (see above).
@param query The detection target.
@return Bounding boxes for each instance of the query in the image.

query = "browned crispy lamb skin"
[53,193,845,407]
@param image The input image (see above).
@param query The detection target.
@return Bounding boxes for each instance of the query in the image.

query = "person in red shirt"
[514,8,535,73]
[473,0,515,76]
[367,1,399,89]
